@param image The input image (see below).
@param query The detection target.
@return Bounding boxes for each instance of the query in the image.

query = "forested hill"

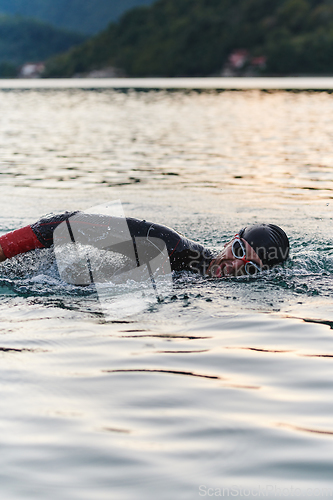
[44,0,333,77]
[0,0,156,34]
[0,15,85,69]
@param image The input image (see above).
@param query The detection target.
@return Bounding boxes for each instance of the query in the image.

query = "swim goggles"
[232,235,262,276]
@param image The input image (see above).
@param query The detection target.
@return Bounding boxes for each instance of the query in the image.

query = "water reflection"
[103,368,221,380]
[0,89,333,203]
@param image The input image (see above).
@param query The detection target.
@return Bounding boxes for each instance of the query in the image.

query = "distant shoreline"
[1,77,333,90]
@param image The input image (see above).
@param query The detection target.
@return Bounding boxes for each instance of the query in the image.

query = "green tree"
[43,0,333,77]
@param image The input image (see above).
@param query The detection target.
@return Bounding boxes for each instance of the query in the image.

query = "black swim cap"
[238,223,289,267]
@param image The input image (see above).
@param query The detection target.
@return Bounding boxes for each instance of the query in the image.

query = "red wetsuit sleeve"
[0,225,45,259]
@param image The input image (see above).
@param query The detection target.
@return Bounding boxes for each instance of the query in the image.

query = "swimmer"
[0,211,289,278]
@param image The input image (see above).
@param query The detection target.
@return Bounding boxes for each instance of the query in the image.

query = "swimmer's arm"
[0,212,78,262]
[0,211,135,262]
[0,225,46,261]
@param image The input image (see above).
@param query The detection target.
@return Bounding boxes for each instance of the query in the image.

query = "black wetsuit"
[30,212,214,276]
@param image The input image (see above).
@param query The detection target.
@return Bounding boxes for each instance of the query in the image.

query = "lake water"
[3,76,333,89]
[1,82,333,499]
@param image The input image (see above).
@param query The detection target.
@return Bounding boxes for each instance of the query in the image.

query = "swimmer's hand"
[0,244,6,262]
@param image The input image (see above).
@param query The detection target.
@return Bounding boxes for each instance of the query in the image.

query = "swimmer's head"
[239,223,289,268]
[206,223,289,278]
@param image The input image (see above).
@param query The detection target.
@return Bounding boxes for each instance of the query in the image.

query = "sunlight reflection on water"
[1,89,333,201]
